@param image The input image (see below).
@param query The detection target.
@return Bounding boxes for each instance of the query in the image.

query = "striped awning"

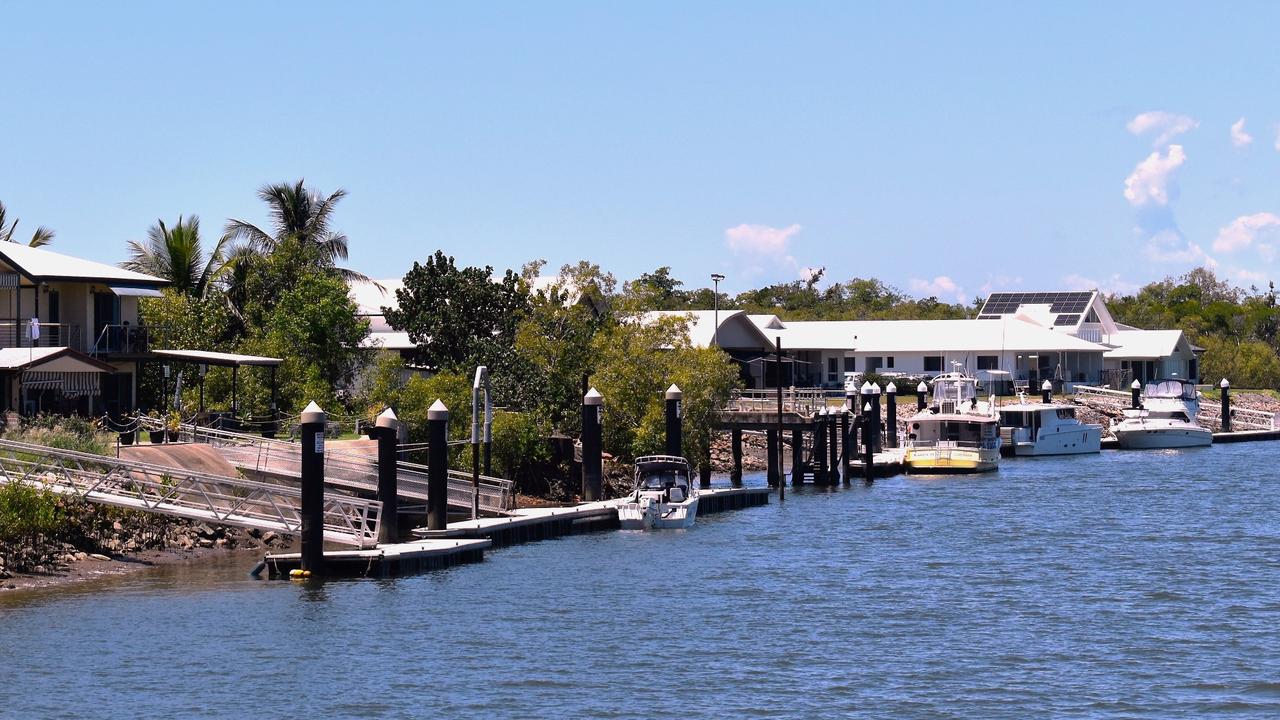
[0,273,20,288]
[22,371,102,397]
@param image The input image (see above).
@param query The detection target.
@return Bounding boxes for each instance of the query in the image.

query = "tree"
[123,215,232,298]
[384,250,529,372]
[0,200,54,247]
[224,179,369,283]
[515,282,603,430]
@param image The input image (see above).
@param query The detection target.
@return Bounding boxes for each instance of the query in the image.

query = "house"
[647,290,1198,392]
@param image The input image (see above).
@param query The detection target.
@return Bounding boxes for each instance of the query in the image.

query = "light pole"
[711,273,725,347]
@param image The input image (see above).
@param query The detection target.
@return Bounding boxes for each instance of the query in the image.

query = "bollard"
[1041,380,1052,404]
[885,382,898,449]
[840,410,851,483]
[299,401,326,575]
[730,427,743,487]
[582,388,603,502]
[427,399,449,531]
[827,409,840,483]
[917,380,928,411]
[1131,379,1142,409]
[861,403,874,483]
[1220,378,1232,433]
[766,428,780,487]
[375,408,400,544]
[665,384,683,457]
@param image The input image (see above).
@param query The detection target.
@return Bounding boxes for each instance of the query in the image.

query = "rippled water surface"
[4,443,1280,718]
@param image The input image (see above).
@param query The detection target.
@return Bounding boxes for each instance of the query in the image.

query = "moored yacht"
[1111,378,1212,449]
[617,455,699,529]
[999,383,1103,456]
[904,371,1001,473]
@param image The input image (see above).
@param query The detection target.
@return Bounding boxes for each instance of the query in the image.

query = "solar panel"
[978,291,1094,317]
[1053,314,1081,326]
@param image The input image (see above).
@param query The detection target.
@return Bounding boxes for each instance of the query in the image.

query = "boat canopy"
[1143,378,1197,401]
[930,372,979,404]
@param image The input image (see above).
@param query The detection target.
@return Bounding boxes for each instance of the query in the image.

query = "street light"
[711,273,725,348]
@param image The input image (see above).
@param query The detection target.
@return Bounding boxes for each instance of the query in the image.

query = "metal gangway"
[1072,384,1279,430]
[141,420,515,515]
[725,388,845,416]
[0,438,380,547]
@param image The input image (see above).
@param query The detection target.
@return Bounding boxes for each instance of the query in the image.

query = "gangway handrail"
[0,437,380,547]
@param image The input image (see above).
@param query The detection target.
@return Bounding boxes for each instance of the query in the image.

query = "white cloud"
[1212,212,1280,253]
[1230,117,1253,148]
[724,223,802,257]
[1123,145,1186,207]
[1062,273,1139,296]
[1126,111,1198,147]
[1144,228,1215,266]
[1229,267,1268,285]
[977,274,1023,298]
[909,275,965,302]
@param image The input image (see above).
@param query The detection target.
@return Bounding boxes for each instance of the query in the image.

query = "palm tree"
[0,200,55,247]
[122,215,233,298]
[224,180,369,282]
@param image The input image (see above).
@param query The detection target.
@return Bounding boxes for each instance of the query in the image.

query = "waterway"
[3,443,1280,718]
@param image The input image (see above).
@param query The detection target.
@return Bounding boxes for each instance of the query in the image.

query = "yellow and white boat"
[903,371,1001,474]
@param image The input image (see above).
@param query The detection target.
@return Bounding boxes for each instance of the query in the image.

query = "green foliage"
[123,215,232,298]
[1198,337,1280,390]
[395,370,473,445]
[490,411,551,482]
[11,415,114,456]
[514,282,603,430]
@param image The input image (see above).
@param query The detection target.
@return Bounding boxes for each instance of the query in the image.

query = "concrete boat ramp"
[259,486,772,579]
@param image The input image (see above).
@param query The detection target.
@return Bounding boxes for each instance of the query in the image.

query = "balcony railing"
[0,320,82,350]
[91,324,170,355]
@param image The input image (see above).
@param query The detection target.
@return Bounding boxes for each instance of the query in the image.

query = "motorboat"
[617,455,699,529]
[903,371,1001,473]
[998,397,1102,457]
[1112,378,1212,449]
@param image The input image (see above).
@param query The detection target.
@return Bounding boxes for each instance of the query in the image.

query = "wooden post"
[665,384,683,457]
[812,411,827,485]
[582,388,603,501]
[299,401,326,574]
[730,427,743,487]
[861,402,874,484]
[427,399,449,531]
[1220,378,1231,433]
[885,382,898,449]
[375,408,400,544]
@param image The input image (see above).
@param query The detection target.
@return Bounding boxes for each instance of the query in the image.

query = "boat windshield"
[931,374,978,404]
[638,470,687,490]
[1144,379,1196,400]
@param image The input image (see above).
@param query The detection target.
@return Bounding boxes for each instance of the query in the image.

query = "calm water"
[3,444,1280,718]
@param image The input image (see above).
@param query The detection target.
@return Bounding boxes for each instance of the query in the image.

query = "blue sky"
[5,1,1280,300]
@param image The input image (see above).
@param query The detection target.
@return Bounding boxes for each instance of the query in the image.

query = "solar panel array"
[978,291,1093,317]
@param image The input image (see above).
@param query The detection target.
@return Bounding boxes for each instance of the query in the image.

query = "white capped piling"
[582,388,604,502]
[916,380,928,411]
[885,382,898,449]
[427,399,449,531]
[839,409,851,483]
[827,408,840,483]
[375,407,401,543]
[300,401,326,574]
[665,384,683,457]
[861,401,874,483]
[869,382,883,452]
[1220,378,1232,433]
[812,409,828,485]
[1041,379,1053,404]
[1131,379,1142,409]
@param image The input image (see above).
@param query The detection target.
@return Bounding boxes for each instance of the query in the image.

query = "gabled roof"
[348,279,404,333]
[1102,330,1190,359]
[0,347,116,372]
[641,310,775,350]
[0,244,167,286]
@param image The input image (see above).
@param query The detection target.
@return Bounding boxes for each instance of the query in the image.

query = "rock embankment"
[710,431,769,472]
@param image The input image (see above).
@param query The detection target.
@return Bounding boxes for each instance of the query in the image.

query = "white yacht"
[904,371,1001,473]
[617,455,699,529]
[1111,378,1212,449]
[998,399,1102,456]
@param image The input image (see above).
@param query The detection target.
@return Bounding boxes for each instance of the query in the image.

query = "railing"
[0,320,82,350]
[0,437,380,547]
[1196,400,1280,431]
[90,324,173,355]
[139,419,515,513]
[1073,385,1131,407]
[725,388,845,416]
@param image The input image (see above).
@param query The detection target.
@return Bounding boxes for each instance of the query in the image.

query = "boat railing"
[909,438,999,451]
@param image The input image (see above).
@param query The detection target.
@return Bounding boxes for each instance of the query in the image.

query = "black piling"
[582,388,603,501]
[1131,379,1142,409]
[860,403,874,484]
[427,399,449,531]
[885,382,898,449]
[375,408,400,544]
[791,428,804,484]
[869,383,883,452]
[665,384,683,457]
[812,413,827,485]
[730,428,743,487]
[1220,378,1232,433]
[827,410,840,483]
[840,410,851,483]
[699,440,712,488]
[1041,380,1052,404]
[916,381,928,411]
[299,401,326,575]
[766,428,780,487]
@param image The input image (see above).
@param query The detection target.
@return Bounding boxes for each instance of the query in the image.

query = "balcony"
[0,319,82,351]
[90,324,171,355]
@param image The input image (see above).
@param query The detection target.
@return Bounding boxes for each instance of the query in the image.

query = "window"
[1188,358,1198,380]
[827,357,838,383]
[886,356,895,369]
[924,355,943,372]
[866,357,883,372]
[977,355,999,371]
[844,357,856,372]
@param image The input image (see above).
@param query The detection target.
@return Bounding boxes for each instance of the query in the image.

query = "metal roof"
[0,244,167,285]
[151,349,282,367]
[0,347,116,372]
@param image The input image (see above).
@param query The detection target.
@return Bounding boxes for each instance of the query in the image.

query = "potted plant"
[118,425,136,446]
[165,411,182,443]
[147,416,165,445]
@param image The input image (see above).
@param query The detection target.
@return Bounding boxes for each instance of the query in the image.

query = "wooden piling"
[885,383,898,449]
[827,410,839,483]
[840,410,851,483]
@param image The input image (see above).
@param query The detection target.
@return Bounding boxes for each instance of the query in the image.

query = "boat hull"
[1009,428,1103,456]
[617,497,699,530]
[1113,427,1212,449]
[903,447,999,474]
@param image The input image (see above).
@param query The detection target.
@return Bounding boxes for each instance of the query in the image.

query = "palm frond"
[224,218,277,253]
[28,226,55,247]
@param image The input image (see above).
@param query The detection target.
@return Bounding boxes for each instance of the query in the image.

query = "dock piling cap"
[375,407,400,429]
[1042,380,1053,390]
[861,381,873,394]
[428,399,449,421]
[300,401,326,424]
[917,381,928,392]
[584,387,603,406]
[665,384,683,400]
[886,382,897,394]
[1220,378,1230,389]
[1131,380,1142,389]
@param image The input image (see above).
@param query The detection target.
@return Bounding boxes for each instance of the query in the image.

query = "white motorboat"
[617,455,699,530]
[1111,378,1212,449]
[904,371,1001,473]
[999,400,1102,456]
